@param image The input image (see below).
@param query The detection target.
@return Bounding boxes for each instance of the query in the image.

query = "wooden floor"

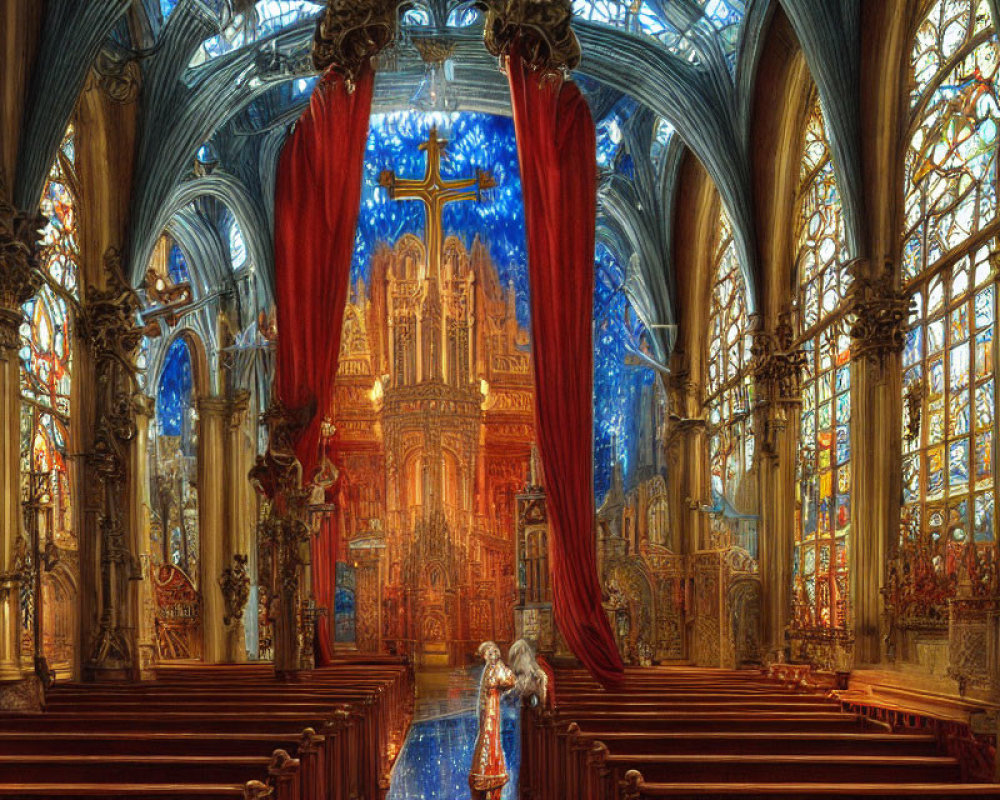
[520,666,1000,800]
[0,659,412,800]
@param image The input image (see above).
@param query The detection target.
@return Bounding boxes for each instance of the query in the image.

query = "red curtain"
[507,48,625,688]
[273,65,374,665]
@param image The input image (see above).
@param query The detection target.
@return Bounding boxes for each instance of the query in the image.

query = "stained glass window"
[897,0,999,622]
[152,337,200,584]
[903,0,998,281]
[792,99,852,633]
[705,214,754,513]
[446,3,480,27]
[594,244,657,500]
[18,125,79,668]
[901,246,996,612]
[355,112,529,324]
[159,0,179,22]
[168,242,190,284]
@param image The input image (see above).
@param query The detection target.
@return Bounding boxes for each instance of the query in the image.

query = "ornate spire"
[484,0,582,74]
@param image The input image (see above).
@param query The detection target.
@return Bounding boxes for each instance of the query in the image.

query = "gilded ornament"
[483,0,581,73]
[749,313,806,455]
[312,0,397,83]
[0,172,45,346]
[846,261,911,370]
[220,554,252,627]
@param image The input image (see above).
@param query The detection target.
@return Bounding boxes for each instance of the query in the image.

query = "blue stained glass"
[334,561,356,644]
[168,244,190,284]
[160,0,179,20]
[593,244,656,501]
[976,285,995,327]
[904,326,923,366]
[835,364,851,393]
[835,423,850,464]
[596,112,625,169]
[447,5,481,27]
[157,338,193,437]
[949,439,969,487]
[929,356,946,395]
[977,379,995,429]
[975,493,995,542]
[353,112,530,327]
[951,389,971,435]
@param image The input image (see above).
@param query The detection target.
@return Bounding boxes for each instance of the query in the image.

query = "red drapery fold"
[507,48,625,688]
[273,65,374,666]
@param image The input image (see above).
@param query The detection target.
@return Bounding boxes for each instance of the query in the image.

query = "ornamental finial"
[312,0,398,83]
[484,0,581,73]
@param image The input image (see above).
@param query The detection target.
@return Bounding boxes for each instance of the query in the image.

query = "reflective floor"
[387,668,521,800]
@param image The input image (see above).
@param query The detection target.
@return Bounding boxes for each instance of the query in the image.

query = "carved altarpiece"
[330,131,532,666]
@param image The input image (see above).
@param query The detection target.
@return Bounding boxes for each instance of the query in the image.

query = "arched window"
[897,0,999,622]
[792,98,852,634]
[19,125,79,670]
[153,337,200,580]
[706,213,754,511]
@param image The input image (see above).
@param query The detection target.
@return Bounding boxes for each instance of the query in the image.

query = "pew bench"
[619,774,1000,800]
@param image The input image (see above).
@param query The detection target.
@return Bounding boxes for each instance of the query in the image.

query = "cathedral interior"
[3,0,1000,798]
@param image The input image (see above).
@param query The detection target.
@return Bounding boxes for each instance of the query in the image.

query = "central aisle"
[387,667,521,800]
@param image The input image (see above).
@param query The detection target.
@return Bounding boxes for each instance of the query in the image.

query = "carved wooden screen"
[19,125,80,671]
[792,98,852,634]
[896,0,999,624]
[705,213,755,549]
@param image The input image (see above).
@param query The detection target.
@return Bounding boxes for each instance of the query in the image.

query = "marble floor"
[387,668,521,800]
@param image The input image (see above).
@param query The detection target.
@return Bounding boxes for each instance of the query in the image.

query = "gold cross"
[379,127,496,279]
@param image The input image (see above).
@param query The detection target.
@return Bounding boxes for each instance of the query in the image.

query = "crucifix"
[379,126,496,280]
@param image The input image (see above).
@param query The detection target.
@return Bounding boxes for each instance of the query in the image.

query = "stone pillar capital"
[846,259,911,372]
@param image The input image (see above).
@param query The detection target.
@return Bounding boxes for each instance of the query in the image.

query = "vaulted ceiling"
[15,0,883,357]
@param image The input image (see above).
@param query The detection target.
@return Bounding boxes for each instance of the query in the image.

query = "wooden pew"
[619,772,1000,800]
[521,666,1000,800]
[0,661,413,800]
[0,782,272,799]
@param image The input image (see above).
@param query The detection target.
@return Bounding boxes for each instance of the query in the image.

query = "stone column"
[81,249,148,682]
[756,413,798,659]
[129,395,157,678]
[198,396,229,663]
[222,391,251,663]
[847,263,908,665]
[750,314,807,661]
[0,307,24,682]
[0,190,44,682]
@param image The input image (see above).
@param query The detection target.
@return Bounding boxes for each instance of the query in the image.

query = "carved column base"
[0,586,22,681]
